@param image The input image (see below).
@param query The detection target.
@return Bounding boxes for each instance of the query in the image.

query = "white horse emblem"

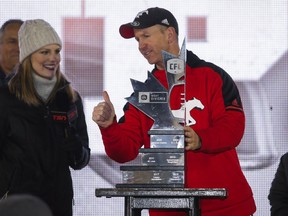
[171,97,204,126]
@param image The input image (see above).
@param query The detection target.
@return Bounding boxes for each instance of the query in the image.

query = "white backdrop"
[1,0,288,215]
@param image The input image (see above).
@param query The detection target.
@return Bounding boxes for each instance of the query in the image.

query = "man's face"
[134,25,171,70]
[0,23,22,74]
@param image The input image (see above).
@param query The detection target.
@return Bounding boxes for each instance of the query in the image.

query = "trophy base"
[120,166,184,184]
[115,183,184,188]
[148,130,184,148]
[140,148,184,166]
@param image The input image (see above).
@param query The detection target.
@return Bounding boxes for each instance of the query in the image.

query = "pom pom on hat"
[19,19,62,63]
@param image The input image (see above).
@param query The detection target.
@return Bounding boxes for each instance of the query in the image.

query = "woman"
[0,19,90,216]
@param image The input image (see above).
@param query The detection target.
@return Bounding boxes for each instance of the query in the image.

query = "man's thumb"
[102,91,111,103]
[102,91,115,117]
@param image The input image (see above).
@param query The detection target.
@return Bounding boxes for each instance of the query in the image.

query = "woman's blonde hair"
[9,57,77,106]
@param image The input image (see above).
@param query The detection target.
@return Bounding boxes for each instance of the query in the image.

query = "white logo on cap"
[131,21,140,27]
[136,9,149,18]
[161,19,170,26]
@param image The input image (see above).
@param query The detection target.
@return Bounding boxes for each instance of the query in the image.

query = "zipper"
[0,191,9,201]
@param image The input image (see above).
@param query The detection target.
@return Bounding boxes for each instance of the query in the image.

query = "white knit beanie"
[18,19,62,63]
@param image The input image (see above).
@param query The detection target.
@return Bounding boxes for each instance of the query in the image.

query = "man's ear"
[167,26,177,44]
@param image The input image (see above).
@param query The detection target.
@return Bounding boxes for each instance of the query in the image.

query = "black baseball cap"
[119,7,179,39]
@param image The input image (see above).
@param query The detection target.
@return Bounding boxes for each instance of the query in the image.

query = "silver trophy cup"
[118,39,187,188]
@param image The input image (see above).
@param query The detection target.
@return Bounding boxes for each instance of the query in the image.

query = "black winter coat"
[0,82,90,216]
[0,67,6,86]
[268,152,288,216]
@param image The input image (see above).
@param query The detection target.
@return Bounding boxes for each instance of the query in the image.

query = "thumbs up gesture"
[92,91,115,128]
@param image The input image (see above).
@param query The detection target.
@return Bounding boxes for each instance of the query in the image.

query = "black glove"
[63,127,86,169]
[63,127,83,152]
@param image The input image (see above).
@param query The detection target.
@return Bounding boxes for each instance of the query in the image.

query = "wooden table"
[95,187,227,216]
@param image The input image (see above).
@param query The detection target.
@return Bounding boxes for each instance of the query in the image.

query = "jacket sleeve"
[0,95,5,155]
[194,66,245,153]
[68,94,90,170]
[0,87,9,156]
[268,153,288,216]
[99,102,145,163]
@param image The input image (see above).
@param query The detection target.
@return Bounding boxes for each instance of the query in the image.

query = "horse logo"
[171,97,204,126]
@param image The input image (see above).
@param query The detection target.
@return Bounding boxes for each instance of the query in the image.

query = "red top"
[100,50,256,216]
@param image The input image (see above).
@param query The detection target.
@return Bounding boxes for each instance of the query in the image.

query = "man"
[92,7,256,216]
[0,19,23,85]
[268,152,288,216]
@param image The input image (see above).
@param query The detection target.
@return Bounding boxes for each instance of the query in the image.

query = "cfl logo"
[167,59,184,74]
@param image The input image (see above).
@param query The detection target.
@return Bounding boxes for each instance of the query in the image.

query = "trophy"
[117,39,187,188]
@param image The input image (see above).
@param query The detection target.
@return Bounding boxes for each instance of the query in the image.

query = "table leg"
[188,197,200,216]
[124,197,142,216]
[124,197,132,216]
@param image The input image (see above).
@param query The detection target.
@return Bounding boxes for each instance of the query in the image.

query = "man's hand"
[92,91,115,128]
[184,126,201,151]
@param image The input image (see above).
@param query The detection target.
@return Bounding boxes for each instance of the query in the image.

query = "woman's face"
[31,44,61,80]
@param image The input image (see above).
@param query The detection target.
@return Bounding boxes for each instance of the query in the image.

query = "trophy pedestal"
[120,166,184,184]
[140,148,184,166]
[149,129,184,148]
[117,147,185,188]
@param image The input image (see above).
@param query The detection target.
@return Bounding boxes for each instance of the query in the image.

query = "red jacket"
[100,50,256,216]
